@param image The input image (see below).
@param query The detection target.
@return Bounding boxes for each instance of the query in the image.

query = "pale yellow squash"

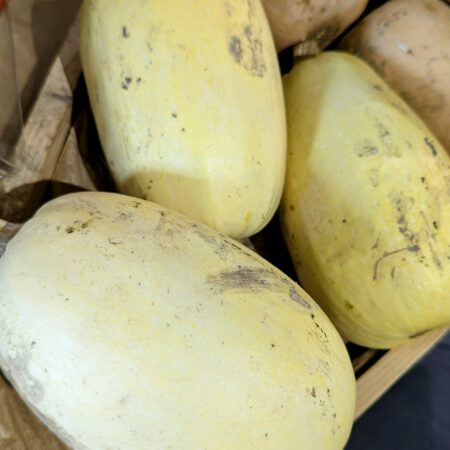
[80,0,286,239]
[0,192,355,450]
[340,0,450,153]
[282,52,450,349]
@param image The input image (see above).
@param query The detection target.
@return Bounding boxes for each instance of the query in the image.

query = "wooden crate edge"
[355,326,449,419]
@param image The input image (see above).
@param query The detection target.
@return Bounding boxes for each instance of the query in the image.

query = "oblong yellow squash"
[0,192,355,450]
[80,0,286,239]
[340,0,450,153]
[281,52,450,349]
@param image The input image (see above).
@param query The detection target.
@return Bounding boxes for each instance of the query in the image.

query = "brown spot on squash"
[410,329,430,338]
[424,137,437,156]
[207,266,279,292]
[289,287,311,309]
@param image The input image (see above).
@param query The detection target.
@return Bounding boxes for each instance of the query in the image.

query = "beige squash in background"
[261,0,368,52]
[282,52,450,349]
[80,0,286,239]
[0,192,356,450]
[341,0,450,153]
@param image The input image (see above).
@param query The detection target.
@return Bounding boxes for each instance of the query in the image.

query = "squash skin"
[340,0,450,154]
[281,52,450,349]
[0,192,355,450]
[80,0,286,240]
[261,0,368,52]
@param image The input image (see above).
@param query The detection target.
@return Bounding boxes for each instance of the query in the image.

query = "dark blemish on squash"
[344,301,354,310]
[66,226,75,234]
[181,128,185,133]
[108,238,123,245]
[358,145,378,157]
[424,137,437,156]
[122,26,130,38]
[207,266,279,292]
[311,313,315,319]
[172,113,178,118]
[289,287,311,309]
[410,329,430,339]
[311,387,316,398]
[419,211,442,270]
[271,343,275,348]
[407,245,420,253]
[289,205,295,211]
[155,210,167,232]
[342,219,347,224]
[131,201,141,209]
[390,266,396,279]
[118,212,132,221]
[191,223,219,247]
[372,84,383,91]
[121,77,132,90]
[264,433,269,438]
[229,36,243,63]
[421,176,426,183]
[314,322,328,340]
[377,124,390,139]
[371,238,380,250]
[30,341,36,347]
[392,196,418,244]
[136,78,142,85]
[228,25,266,78]
[433,221,438,230]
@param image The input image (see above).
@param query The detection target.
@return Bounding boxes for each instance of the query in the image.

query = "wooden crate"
[0,22,448,450]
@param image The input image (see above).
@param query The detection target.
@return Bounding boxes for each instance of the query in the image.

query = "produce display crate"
[0,7,449,450]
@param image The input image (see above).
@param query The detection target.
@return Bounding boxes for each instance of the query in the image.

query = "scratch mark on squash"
[373,247,410,281]
[420,211,442,269]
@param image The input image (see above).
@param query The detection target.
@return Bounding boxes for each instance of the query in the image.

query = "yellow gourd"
[282,52,450,349]
[0,192,355,450]
[80,0,286,239]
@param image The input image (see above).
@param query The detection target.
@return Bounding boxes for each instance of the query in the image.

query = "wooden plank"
[52,127,96,191]
[14,57,72,186]
[0,57,73,221]
[355,326,449,419]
